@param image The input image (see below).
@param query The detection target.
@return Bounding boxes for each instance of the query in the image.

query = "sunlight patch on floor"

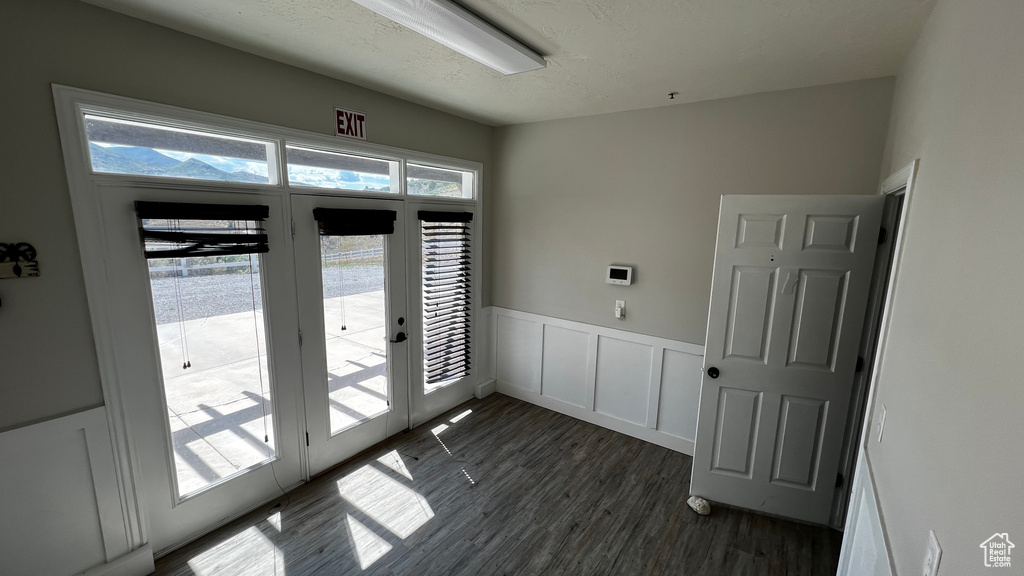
[186,526,280,576]
[266,511,281,532]
[337,465,434,539]
[377,450,413,481]
[449,409,472,423]
[345,514,393,569]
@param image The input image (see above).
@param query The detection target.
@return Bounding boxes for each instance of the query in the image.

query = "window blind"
[419,210,473,387]
[135,201,269,258]
[313,208,396,236]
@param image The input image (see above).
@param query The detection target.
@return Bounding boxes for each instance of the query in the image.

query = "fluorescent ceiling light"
[349,0,546,75]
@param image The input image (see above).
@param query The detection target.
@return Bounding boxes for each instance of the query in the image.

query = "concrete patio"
[156,289,388,496]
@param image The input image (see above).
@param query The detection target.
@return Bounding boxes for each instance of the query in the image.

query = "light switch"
[615,300,625,320]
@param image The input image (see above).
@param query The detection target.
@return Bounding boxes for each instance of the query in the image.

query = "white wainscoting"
[0,407,154,576]
[486,307,704,455]
[837,451,895,576]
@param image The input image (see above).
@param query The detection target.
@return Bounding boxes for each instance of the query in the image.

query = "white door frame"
[292,194,412,477]
[837,159,919,569]
[52,84,484,558]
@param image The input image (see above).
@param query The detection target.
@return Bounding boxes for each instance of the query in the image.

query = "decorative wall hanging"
[0,243,40,279]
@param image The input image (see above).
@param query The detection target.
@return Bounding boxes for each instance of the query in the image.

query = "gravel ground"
[151,266,385,324]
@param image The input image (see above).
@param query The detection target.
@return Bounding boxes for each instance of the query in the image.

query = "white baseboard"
[80,545,154,576]
[475,378,497,399]
[498,383,695,454]
[486,307,703,456]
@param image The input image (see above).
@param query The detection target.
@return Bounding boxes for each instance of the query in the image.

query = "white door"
[292,195,410,476]
[96,185,305,553]
[691,194,883,524]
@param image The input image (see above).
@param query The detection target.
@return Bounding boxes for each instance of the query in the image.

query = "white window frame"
[52,84,483,551]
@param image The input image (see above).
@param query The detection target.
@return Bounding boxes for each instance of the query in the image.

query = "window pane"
[407,164,473,199]
[321,235,390,433]
[85,115,273,184]
[288,146,396,193]
[148,253,275,497]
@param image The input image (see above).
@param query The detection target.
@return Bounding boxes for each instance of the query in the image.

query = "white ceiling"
[83,0,935,126]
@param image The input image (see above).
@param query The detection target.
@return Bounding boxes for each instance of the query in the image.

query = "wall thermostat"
[606,265,633,286]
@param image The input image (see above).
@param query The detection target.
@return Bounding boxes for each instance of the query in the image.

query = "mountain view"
[89,143,458,195]
[89,144,269,183]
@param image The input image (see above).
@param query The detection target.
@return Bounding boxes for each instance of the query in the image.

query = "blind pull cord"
[172,218,192,370]
[339,247,347,331]
[247,240,271,448]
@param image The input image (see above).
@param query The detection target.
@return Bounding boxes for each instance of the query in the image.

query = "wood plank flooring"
[153,394,841,575]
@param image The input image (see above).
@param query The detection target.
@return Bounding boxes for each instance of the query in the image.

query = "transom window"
[80,111,477,202]
[85,115,276,184]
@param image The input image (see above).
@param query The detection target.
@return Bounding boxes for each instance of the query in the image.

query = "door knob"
[707,366,720,379]
[389,332,407,343]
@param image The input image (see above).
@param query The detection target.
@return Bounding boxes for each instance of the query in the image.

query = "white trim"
[0,407,147,574]
[837,159,918,563]
[487,306,703,455]
[51,84,485,555]
[79,545,155,576]
[836,452,896,576]
[858,159,918,456]
[492,307,704,356]
[475,378,497,399]
[499,384,695,454]
[646,347,665,429]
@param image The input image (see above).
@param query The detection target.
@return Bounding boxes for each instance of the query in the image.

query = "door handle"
[389,332,407,343]
[707,366,720,379]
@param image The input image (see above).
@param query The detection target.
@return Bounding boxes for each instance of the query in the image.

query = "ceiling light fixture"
[349,0,546,75]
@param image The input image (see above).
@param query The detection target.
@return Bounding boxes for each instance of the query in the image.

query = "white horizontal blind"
[419,210,472,389]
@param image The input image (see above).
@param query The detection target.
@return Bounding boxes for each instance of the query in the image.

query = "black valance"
[135,201,269,259]
[135,201,269,221]
[314,208,397,236]
[418,210,473,223]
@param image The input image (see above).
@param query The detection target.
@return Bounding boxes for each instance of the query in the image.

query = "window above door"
[59,86,481,203]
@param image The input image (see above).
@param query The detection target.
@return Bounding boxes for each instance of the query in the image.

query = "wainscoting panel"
[488,307,704,455]
[541,325,590,408]
[0,407,152,576]
[594,336,654,426]
[657,348,704,441]
[837,451,895,576]
[495,314,543,393]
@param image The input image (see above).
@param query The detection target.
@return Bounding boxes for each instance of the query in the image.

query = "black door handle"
[707,366,720,379]
[390,332,407,343]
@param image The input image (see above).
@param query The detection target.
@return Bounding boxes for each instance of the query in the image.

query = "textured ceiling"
[82,0,935,126]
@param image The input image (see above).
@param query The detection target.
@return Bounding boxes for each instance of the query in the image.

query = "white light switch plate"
[923,530,941,576]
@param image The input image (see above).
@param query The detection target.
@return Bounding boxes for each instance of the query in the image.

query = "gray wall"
[0,0,492,431]
[870,1,1024,573]
[491,78,895,345]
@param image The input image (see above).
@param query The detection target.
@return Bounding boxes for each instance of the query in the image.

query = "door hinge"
[291,219,296,239]
[298,330,303,347]
[836,472,845,488]
[878,227,888,245]
[856,356,865,373]
[305,432,309,447]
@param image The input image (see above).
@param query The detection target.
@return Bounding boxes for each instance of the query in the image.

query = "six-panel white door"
[691,195,883,524]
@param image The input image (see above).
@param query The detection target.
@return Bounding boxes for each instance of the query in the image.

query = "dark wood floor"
[154,394,841,575]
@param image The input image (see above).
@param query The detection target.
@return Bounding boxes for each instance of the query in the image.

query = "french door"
[96,184,305,553]
[292,195,410,476]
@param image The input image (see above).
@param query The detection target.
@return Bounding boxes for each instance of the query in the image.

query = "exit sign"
[335,107,367,140]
